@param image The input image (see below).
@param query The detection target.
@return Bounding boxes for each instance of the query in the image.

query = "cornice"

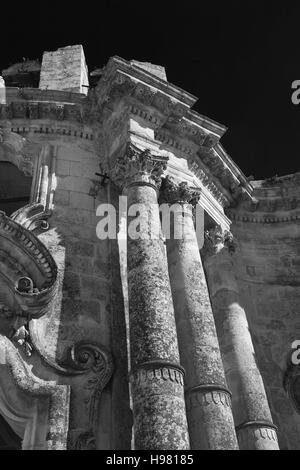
[227,207,300,224]
[3,87,86,105]
[94,67,252,209]
[100,56,198,107]
[6,124,94,141]
[227,172,300,224]
[0,100,84,123]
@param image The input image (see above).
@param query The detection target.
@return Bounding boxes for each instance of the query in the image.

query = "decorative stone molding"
[96,57,197,110]
[93,56,252,211]
[188,160,230,207]
[131,361,185,387]
[201,225,237,260]
[8,125,94,141]
[185,385,232,412]
[227,172,300,224]
[61,341,113,450]
[11,321,33,357]
[261,172,300,187]
[0,101,84,123]
[110,143,168,190]
[0,211,57,320]
[11,203,52,232]
[25,336,114,450]
[159,175,201,205]
[0,334,70,449]
[237,422,279,449]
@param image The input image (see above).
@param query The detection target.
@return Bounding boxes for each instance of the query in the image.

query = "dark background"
[1,1,299,179]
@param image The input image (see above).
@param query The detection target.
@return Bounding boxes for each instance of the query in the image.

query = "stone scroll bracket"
[58,341,114,450]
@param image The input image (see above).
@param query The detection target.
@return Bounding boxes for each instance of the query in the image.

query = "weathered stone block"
[54,189,70,206]
[39,44,89,94]
[70,191,94,211]
[56,159,70,176]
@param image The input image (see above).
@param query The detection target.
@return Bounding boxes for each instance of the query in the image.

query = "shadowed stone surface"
[161,178,238,449]
[203,226,279,450]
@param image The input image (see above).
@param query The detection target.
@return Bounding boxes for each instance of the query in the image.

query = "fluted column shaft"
[112,145,190,450]
[203,227,279,450]
[160,177,238,450]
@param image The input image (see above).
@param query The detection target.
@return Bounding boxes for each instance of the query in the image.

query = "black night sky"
[1,1,300,179]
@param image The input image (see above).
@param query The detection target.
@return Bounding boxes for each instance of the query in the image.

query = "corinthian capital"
[110,143,168,190]
[159,176,201,205]
[201,225,237,260]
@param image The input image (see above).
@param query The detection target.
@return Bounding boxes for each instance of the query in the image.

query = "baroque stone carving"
[0,101,82,123]
[11,203,52,232]
[0,211,57,324]
[201,225,237,259]
[110,143,168,190]
[60,341,113,450]
[185,387,232,412]
[159,175,201,205]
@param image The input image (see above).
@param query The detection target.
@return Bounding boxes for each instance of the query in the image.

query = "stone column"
[202,226,279,450]
[160,177,238,450]
[111,144,190,450]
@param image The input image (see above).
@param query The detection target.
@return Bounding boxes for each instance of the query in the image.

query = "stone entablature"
[227,172,300,223]
[93,56,253,214]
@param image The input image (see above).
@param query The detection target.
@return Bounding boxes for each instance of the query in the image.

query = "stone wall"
[231,218,300,449]
[19,133,132,449]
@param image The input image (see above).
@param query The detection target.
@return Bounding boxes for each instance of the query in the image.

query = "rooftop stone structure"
[0,44,299,450]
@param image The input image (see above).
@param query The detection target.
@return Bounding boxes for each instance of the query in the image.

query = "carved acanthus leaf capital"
[201,225,237,260]
[159,176,201,205]
[110,143,168,190]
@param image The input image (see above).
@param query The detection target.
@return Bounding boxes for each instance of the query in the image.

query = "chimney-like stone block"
[39,44,89,94]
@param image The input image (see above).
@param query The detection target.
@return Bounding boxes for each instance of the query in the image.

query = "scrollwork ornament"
[60,340,113,449]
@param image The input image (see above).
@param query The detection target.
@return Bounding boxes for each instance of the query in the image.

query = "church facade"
[0,44,299,450]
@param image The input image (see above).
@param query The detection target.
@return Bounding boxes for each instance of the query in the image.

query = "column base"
[185,384,238,450]
[236,421,279,450]
[130,361,190,450]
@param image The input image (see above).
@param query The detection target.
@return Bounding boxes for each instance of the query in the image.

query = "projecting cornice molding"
[94,57,253,211]
[0,88,94,140]
[0,100,83,122]
[226,172,300,224]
